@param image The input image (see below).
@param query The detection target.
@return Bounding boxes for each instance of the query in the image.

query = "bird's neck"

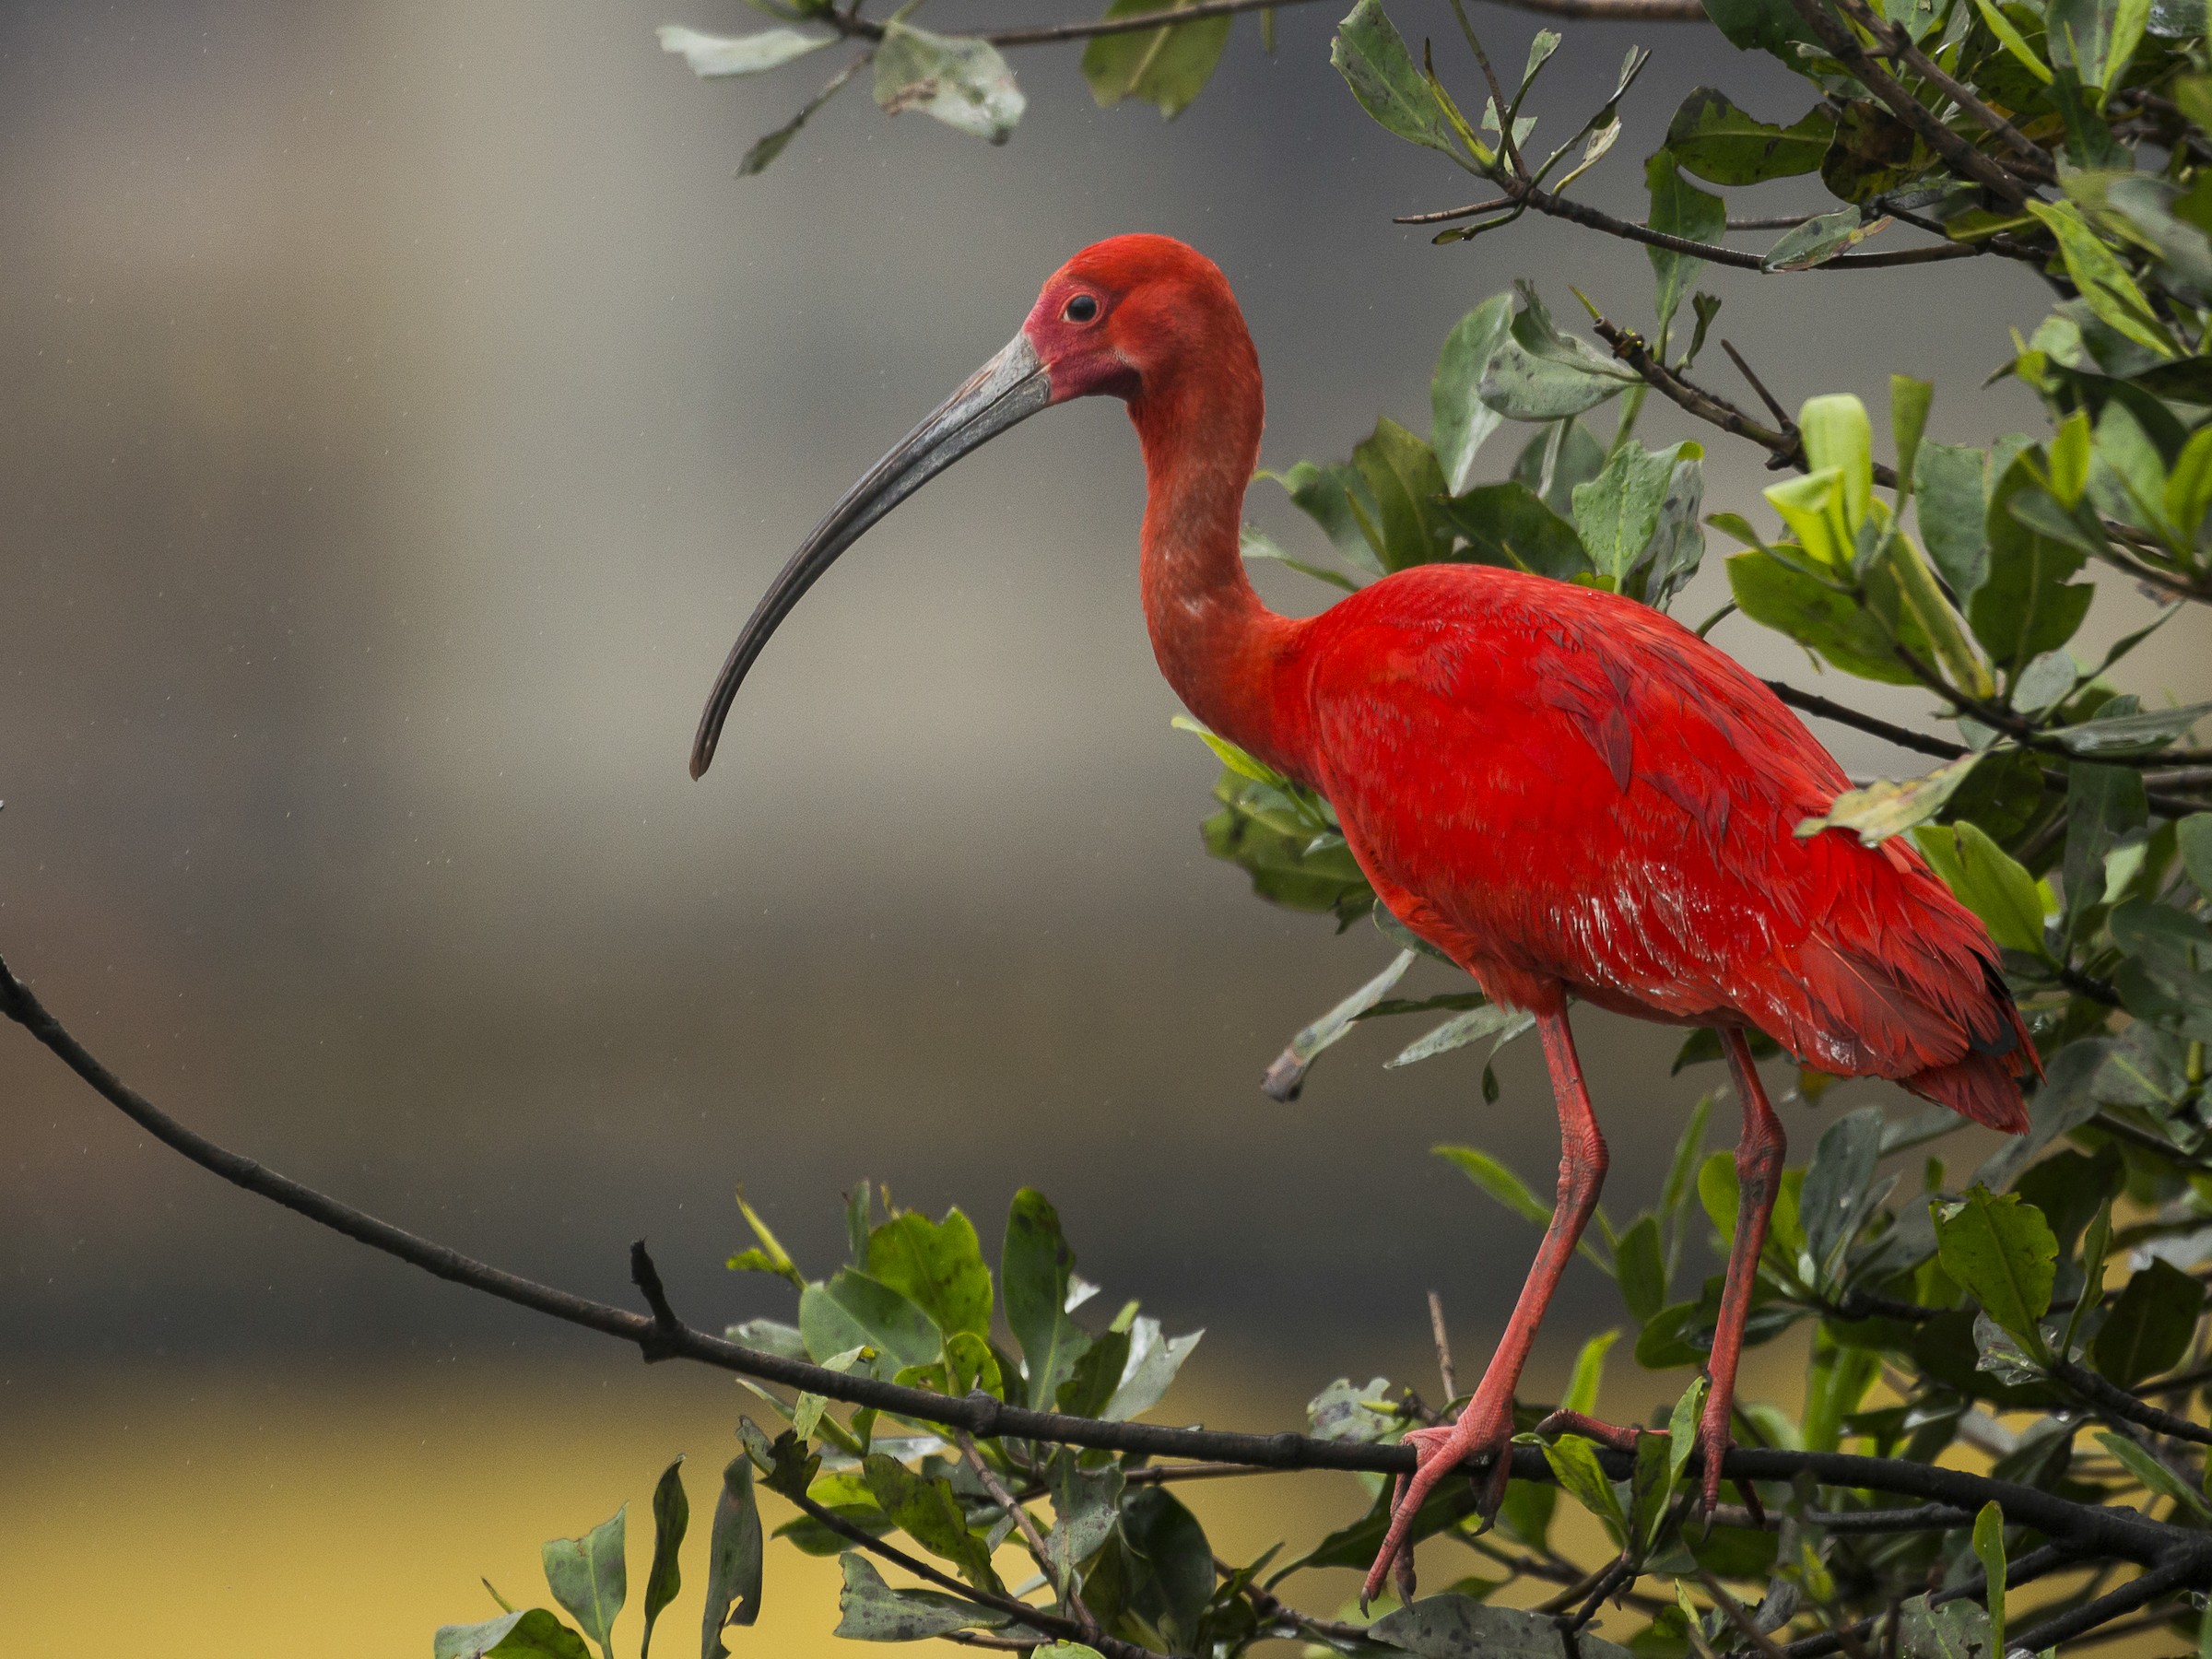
[1131,369,1307,778]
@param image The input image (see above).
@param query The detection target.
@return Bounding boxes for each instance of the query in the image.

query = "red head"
[689,234,1258,779]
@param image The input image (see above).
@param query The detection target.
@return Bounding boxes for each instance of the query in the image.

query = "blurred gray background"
[1,0,2193,1391]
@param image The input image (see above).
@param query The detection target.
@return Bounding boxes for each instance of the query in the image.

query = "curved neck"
[1131,355,1304,776]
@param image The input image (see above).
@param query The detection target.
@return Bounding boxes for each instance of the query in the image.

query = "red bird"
[689,235,2036,1603]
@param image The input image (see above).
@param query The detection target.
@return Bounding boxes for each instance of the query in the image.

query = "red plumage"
[692,232,2041,1606]
[1278,567,2035,1132]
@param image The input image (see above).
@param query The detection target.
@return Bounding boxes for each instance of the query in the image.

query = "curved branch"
[4,945,2207,1582]
[821,0,1712,50]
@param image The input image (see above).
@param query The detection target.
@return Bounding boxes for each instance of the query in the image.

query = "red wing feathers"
[1291,566,2033,1129]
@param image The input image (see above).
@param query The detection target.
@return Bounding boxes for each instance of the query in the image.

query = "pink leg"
[1362,1006,1608,1606]
[1701,1029,1787,1512]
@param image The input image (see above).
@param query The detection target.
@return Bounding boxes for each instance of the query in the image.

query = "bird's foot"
[1531,1407,1639,1451]
[1696,1391,1761,1524]
[1360,1399,1513,1612]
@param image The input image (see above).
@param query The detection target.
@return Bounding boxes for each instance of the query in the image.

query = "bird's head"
[688,233,1248,780]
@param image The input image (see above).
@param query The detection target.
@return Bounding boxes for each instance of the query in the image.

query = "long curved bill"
[689,332,1053,779]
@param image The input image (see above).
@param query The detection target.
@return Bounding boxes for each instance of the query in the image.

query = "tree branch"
[818,0,1712,50]
[6,943,2209,1583]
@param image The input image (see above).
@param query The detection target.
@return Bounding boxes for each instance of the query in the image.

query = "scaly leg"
[1700,1028,1788,1513]
[1361,1006,1609,1606]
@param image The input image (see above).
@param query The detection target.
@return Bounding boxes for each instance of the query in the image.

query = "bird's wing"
[1296,566,2020,1083]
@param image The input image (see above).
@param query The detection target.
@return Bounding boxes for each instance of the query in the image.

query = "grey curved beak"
[689,332,1052,779]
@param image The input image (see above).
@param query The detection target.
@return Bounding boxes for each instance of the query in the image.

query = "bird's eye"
[1064,294,1100,324]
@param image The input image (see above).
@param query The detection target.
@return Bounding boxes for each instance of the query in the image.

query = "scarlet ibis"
[688,235,2036,1601]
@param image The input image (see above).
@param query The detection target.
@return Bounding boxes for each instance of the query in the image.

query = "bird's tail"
[1903,957,2039,1135]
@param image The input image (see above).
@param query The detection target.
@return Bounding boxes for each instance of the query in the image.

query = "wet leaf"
[1432,295,1518,491]
[1822,100,1936,202]
[1913,821,2053,959]
[1916,441,1992,600]
[701,1457,765,1657]
[1437,481,1592,581]
[433,1610,592,1659]
[1373,1594,1637,1659]
[1082,0,1233,119]
[1759,208,1881,272]
[1933,1186,2057,1355]
[2092,1257,2206,1384]
[641,1459,687,1659]
[801,1269,944,1378]
[1106,1316,1203,1419]
[868,1208,994,1341]
[833,1552,1015,1641]
[1665,87,1832,183]
[1571,439,1706,606]
[658,24,835,76]
[863,1453,1003,1592]
[540,1506,624,1659]
[1796,753,1983,845]
[1004,1189,1093,1409]
[873,21,1025,143]
[1645,153,1725,338]
[1333,0,1470,163]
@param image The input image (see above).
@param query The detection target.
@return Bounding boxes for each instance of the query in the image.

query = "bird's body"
[1194,565,2031,1130]
[690,232,2036,1606]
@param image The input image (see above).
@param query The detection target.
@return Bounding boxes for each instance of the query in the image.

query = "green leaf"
[2180,813,2212,900]
[1437,482,1592,581]
[1571,439,1706,606]
[1119,1486,1217,1653]
[700,1458,765,1657]
[1897,1593,1996,1659]
[1265,460,1387,575]
[1645,153,1725,339]
[1892,375,1935,497]
[1563,1328,1621,1413]
[1436,1146,1552,1227]
[1796,753,1982,846]
[2065,762,2147,918]
[1352,418,1456,570]
[1665,88,1832,183]
[1479,289,1640,420]
[868,1208,994,1341]
[1004,1189,1093,1409]
[1912,821,2053,959]
[2095,1430,2212,1518]
[1263,949,1415,1099]
[434,1610,592,1659]
[1822,100,1936,204]
[1933,1186,2058,1356]
[1800,1106,1885,1290]
[1971,1503,2006,1655]
[2051,699,2212,755]
[1512,419,1609,516]
[540,1506,624,1659]
[800,1269,944,1377]
[658,24,834,76]
[873,21,1025,142]
[1332,0,1472,163]
[2026,201,2177,357]
[1761,207,1886,272]
[1543,1433,1628,1546]
[2048,0,2151,93]
[1917,442,1992,601]
[833,1552,1015,1641]
[1432,296,1518,491]
[1725,548,1918,684]
[1372,1594,1637,1659]
[1887,533,1994,699]
[1043,1450,1126,1592]
[1057,1325,1133,1418]
[1614,1217,1667,1323]
[1082,0,1233,119]
[730,1190,806,1288]
[641,1459,687,1659]
[1388,1004,1535,1067]
[1201,776,1374,926]
[863,1453,1004,1592]
[1239,523,1359,592]
[1106,1316,1203,1420]
[1970,0,2056,83]
[2093,1257,2207,1385]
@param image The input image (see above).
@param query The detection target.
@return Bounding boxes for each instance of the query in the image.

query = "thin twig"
[1782,1543,2082,1658]
[1722,340,1795,434]
[2053,1358,2212,1446]
[2,947,2206,1576]
[2011,1553,2204,1653]
[1699,1569,1795,1659]
[1428,1289,1459,1403]
[955,1430,1100,1635]
[1826,0,2056,180]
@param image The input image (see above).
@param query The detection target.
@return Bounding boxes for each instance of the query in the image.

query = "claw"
[1362,1406,1516,1607]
